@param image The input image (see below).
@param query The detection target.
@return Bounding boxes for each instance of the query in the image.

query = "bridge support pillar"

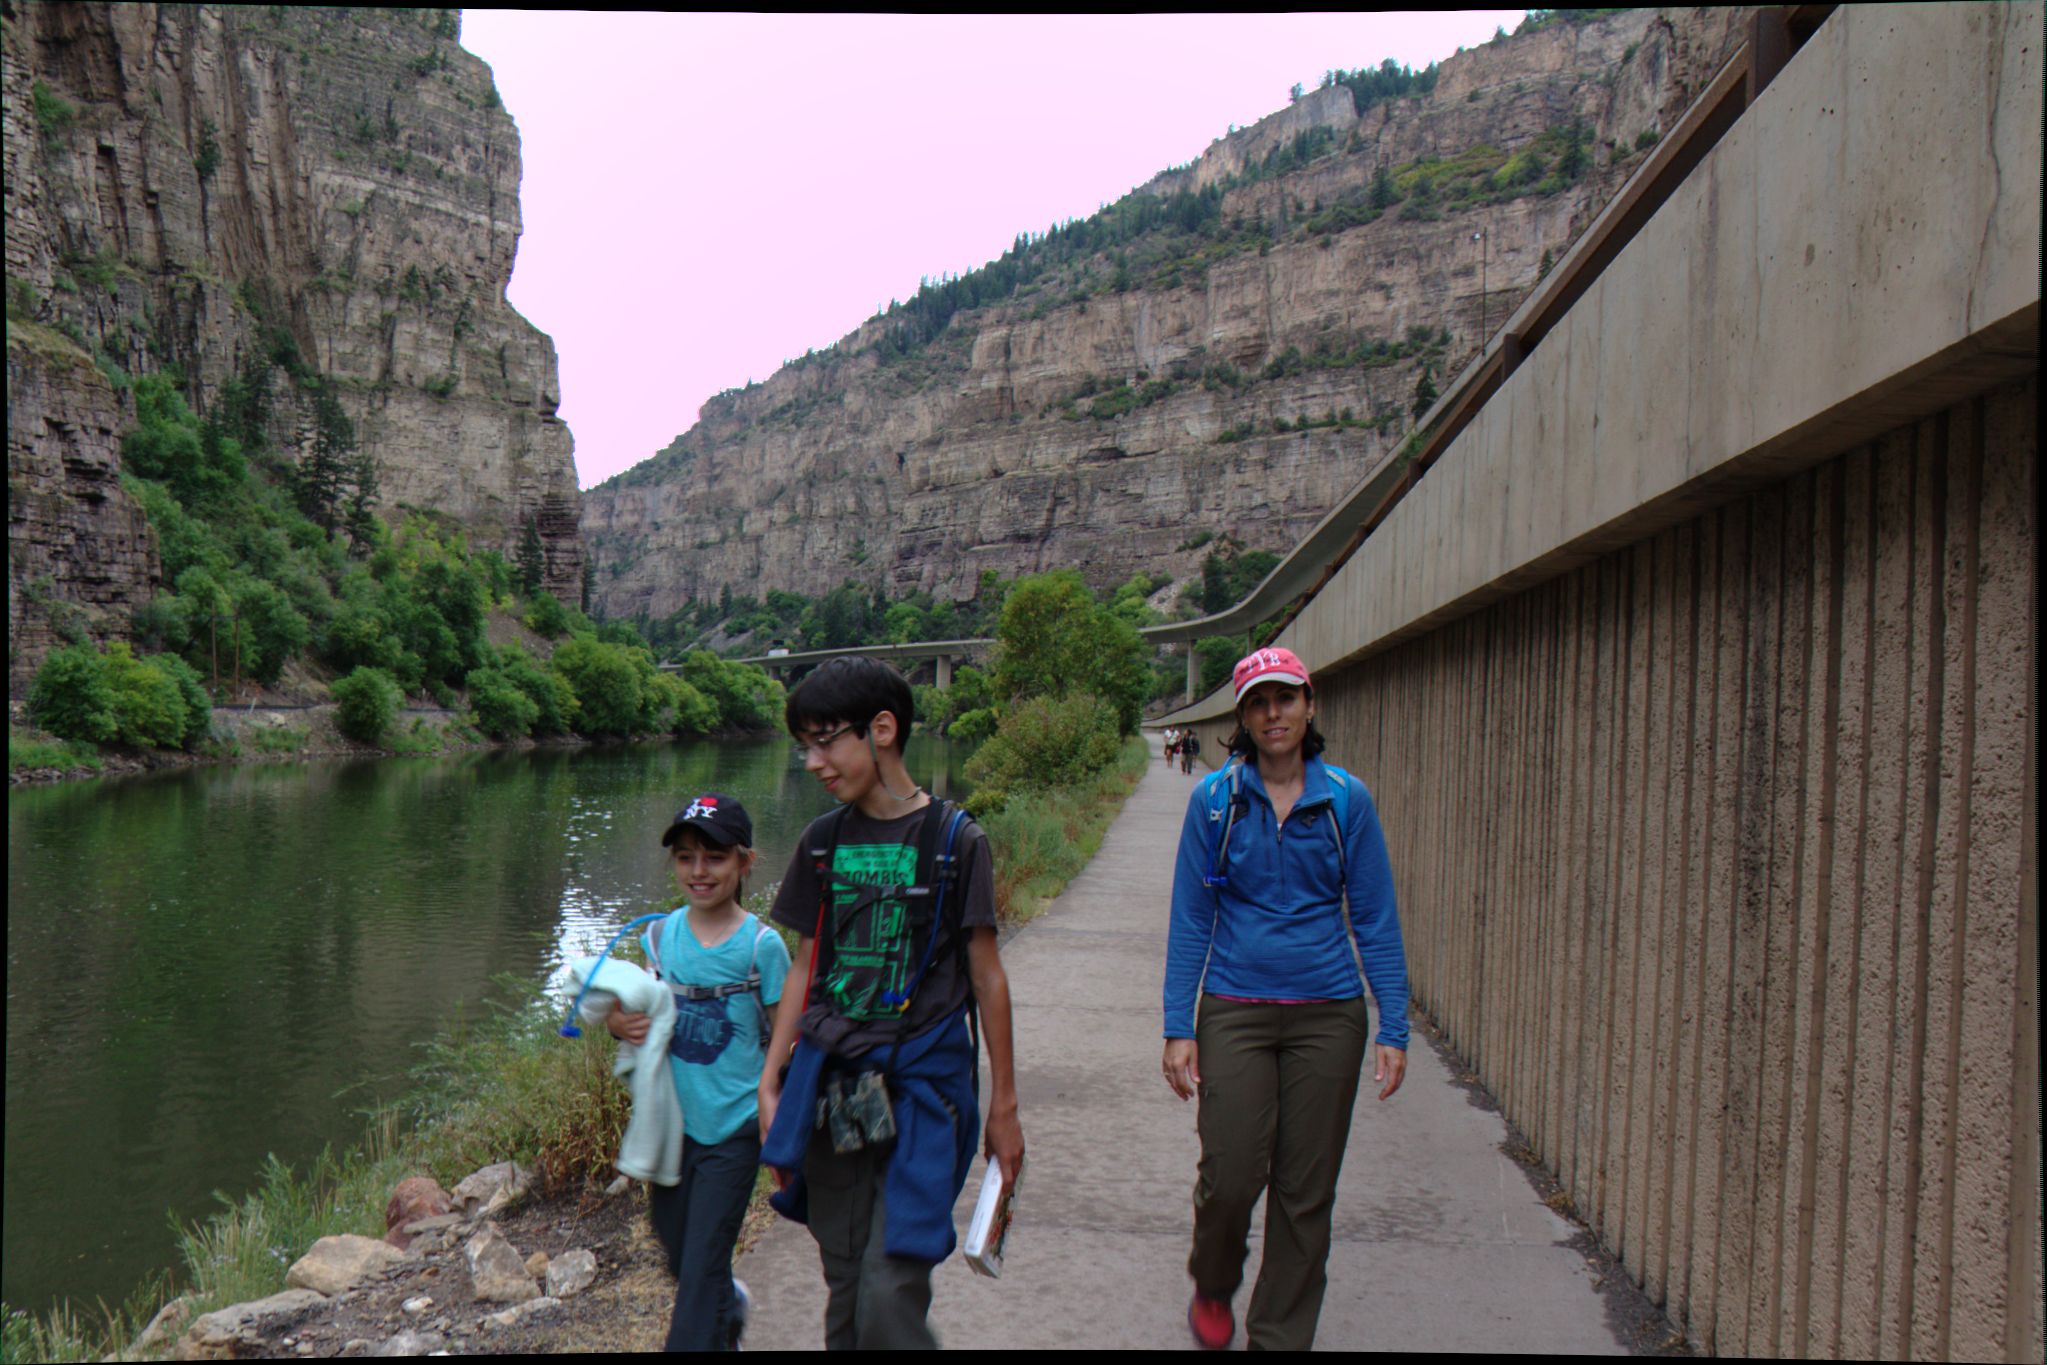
[1186,646,1199,704]
[936,654,952,690]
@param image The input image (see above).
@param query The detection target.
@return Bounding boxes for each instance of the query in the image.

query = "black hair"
[1224,683,1327,761]
[783,656,915,754]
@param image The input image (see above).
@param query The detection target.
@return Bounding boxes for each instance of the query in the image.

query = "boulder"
[462,1222,539,1304]
[382,1177,455,1250]
[545,1249,598,1299]
[286,1234,406,1296]
[400,1295,434,1317]
[524,1250,550,1278]
[371,1329,445,1356]
[452,1161,533,1220]
[130,1295,194,1355]
[175,1289,327,1361]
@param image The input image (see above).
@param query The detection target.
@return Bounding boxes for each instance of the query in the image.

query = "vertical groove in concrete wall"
[1273,379,2038,1360]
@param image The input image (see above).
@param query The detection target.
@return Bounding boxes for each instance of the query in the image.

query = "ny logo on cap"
[684,797,719,821]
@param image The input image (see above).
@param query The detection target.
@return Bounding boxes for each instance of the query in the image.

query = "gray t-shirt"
[769,801,996,1059]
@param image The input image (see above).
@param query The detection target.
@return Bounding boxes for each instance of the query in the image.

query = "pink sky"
[458,11,1528,490]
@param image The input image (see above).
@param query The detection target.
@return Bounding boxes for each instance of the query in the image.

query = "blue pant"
[647,1129,761,1352]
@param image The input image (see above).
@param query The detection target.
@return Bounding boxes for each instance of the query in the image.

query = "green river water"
[2,734,976,1317]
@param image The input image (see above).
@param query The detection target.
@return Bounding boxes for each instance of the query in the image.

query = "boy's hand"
[985,1098,1024,1191]
[606,1009,651,1047]
[757,1080,779,1142]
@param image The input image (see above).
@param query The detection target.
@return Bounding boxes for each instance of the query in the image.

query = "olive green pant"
[803,1131,937,1350]
[1189,995,1369,1351]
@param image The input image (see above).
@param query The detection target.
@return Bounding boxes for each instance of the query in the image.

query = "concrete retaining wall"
[1177,7,2040,1357]
[1303,379,2037,1359]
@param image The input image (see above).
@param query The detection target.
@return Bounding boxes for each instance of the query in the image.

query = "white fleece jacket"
[568,955,682,1186]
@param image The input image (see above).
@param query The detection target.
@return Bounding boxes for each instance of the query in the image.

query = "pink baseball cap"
[1232,646,1311,703]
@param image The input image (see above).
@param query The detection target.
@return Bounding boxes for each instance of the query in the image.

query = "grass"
[7,729,104,775]
[980,735,1151,923]
[249,724,307,754]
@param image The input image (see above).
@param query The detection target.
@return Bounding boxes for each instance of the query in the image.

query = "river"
[2,734,977,1317]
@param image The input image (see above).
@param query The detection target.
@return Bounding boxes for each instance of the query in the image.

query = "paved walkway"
[736,738,1627,1351]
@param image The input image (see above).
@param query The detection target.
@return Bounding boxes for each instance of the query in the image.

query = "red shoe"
[1188,1293,1235,1350]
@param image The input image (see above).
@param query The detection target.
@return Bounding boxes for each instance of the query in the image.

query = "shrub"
[948,706,999,746]
[964,692,1122,814]
[332,666,400,743]
[494,647,576,735]
[28,644,119,743]
[548,634,646,735]
[466,667,538,738]
[525,591,572,639]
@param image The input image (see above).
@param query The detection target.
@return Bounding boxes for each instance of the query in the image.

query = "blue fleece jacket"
[761,1006,980,1263]
[1164,756,1409,1048]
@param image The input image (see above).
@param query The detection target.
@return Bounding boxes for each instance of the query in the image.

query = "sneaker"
[1188,1293,1234,1350]
[728,1277,751,1350]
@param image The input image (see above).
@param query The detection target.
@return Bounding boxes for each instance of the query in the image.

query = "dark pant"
[803,1129,938,1350]
[647,1129,762,1352]
[1189,995,1368,1351]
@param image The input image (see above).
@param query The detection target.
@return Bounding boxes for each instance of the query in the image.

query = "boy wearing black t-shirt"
[757,656,1024,1350]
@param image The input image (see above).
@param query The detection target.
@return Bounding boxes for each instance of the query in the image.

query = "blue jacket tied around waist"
[761,1007,980,1263]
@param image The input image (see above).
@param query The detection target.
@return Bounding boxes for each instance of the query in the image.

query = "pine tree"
[295,392,356,530]
[1411,363,1438,421]
[515,517,546,597]
[1370,163,1397,211]
[343,447,380,552]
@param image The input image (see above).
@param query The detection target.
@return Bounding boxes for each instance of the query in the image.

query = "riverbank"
[3,735,1149,1360]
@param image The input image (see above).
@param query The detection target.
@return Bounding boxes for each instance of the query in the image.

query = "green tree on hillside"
[991,570,1150,735]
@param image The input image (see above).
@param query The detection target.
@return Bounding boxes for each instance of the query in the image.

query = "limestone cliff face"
[5,3,580,690]
[583,8,1750,625]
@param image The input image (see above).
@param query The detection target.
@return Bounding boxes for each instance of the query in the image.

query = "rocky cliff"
[582,8,1750,626]
[5,3,580,691]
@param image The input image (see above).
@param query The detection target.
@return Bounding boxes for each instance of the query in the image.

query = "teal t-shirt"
[643,909,791,1145]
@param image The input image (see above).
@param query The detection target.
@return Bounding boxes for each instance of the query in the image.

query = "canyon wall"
[582,8,1750,625]
[5,3,580,690]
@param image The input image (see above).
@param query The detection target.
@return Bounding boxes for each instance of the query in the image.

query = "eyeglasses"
[792,722,860,761]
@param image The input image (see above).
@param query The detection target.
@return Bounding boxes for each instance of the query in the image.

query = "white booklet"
[962,1160,1020,1279]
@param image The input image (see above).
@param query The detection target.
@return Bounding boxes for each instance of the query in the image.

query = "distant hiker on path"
[1162,646,1410,1351]
[1179,729,1200,774]
[757,657,1025,1350]
[604,793,789,1351]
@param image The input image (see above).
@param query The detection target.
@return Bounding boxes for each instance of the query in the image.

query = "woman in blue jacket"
[1162,646,1409,1352]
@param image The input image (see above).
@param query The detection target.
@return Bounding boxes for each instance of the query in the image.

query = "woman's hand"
[605,1008,650,1046]
[1374,1044,1406,1100]
[1162,1038,1201,1101]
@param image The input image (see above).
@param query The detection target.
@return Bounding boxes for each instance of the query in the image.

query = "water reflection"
[3,735,972,1316]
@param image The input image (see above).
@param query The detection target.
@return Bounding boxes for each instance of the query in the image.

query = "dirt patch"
[1408,1012,1697,1357]
[213,1182,681,1358]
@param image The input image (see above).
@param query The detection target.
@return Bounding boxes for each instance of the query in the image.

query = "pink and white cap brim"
[1234,669,1307,703]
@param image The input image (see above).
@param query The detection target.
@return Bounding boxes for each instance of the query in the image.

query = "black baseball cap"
[659,793,753,850]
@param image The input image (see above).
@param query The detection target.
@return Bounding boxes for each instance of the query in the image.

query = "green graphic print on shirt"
[822,841,923,1021]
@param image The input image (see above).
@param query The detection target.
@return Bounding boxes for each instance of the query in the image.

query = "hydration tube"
[558,911,668,1038]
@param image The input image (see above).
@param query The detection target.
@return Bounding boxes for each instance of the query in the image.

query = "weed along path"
[735,735,1639,1352]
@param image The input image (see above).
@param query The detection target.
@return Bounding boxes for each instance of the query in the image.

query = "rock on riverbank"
[160,1167,676,1359]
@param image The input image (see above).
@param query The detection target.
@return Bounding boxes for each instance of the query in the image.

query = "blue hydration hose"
[559,911,668,1038]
